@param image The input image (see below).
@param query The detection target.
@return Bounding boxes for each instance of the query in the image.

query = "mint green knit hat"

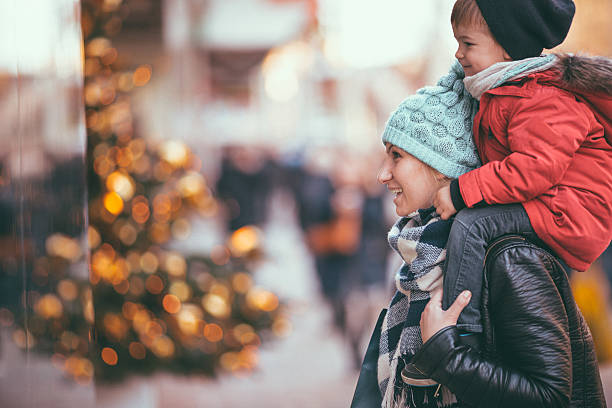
[382,60,481,178]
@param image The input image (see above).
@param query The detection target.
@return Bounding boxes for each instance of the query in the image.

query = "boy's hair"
[450,0,487,29]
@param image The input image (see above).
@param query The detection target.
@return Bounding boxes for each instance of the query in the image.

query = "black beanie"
[475,0,575,60]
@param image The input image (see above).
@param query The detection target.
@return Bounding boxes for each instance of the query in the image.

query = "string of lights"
[0,0,288,386]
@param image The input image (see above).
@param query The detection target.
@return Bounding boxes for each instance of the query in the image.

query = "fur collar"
[549,54,612,146]
[553,54,612,95]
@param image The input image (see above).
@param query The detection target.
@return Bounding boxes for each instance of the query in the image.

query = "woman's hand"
[420,289,471,343]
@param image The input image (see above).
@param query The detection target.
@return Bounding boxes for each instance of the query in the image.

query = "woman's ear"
[503,49,512,61]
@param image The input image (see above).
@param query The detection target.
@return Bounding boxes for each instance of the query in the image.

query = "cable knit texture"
[382,61,480,179]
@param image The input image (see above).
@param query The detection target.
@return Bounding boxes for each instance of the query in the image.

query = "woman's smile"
[378,143,445,216]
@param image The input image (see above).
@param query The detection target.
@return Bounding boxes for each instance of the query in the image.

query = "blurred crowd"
[213,144,394,367]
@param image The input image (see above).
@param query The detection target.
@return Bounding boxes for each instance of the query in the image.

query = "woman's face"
[377,143,443,216]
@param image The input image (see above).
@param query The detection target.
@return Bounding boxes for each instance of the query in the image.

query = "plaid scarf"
[378,208,457,407]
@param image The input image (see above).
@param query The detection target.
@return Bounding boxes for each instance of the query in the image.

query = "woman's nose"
[377,161,391,184]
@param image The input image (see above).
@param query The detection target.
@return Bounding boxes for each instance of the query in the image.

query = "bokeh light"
[122,302,139,320]
[131,196,151,224]
[103,191,124,215]
[177,304,203,336]
[133,65,152,87]
[203,323,223,343]
[103,313,129,340]
[210,245,230,266]
[162,294,181,314]
[228,226,260,256]
[88,226,101,249]
[165,253,187,277]
[202,294,230,319]
[145,275,164,294]
[57,280,79,301]
[101,347,118,366]
[106,171,135,200]
[129,342,147,360]
[231,273,253,294]
[169,281,192,301]
[45,234,82,262]
[246,288,279,312]
[118,222,139,245]
[178,172,206,197]
[64,355,94,384]
[86,37,112,57]
[140,251,159,273]
[151,336,175,358]
[34,294,63,319]
[171,218,191,240]
[160,140,189,167]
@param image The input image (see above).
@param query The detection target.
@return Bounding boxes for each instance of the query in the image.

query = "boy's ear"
[503,49,512,61]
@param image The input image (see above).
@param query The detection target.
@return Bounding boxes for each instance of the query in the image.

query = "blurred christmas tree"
[0,0,286,385]
[80,0,286,382]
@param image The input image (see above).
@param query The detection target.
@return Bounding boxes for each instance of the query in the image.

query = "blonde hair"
[422,161,452,184]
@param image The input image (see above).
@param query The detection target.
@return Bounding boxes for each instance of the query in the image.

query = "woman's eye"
[392,151,401,159]
[465,42,474,47]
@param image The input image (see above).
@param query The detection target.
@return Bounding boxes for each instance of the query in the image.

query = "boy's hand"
[433,184,456,220]
[420,289,471,343]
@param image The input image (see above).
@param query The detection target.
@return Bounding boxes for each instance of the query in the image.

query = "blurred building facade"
[0,1,95,406]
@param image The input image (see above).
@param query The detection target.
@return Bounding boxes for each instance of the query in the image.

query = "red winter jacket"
[458,55,612,271]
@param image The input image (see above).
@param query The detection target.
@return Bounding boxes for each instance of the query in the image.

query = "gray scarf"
[463,54,557,100]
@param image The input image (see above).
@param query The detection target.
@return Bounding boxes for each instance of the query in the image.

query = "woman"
[366,61,479,407]
[350,62,606,407]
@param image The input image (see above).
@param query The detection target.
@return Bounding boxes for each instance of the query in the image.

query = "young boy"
[403,0,612,382]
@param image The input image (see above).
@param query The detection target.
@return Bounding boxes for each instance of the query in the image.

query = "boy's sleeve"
[450,179,467,211]
[457,94,590,207]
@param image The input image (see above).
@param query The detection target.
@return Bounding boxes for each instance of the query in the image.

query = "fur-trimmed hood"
[553,54,612,95]
[550,54,612,144]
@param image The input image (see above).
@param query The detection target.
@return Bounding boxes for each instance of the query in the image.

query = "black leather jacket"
[412,235,606,407]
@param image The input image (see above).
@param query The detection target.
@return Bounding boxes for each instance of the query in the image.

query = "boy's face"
[452,23,511,77]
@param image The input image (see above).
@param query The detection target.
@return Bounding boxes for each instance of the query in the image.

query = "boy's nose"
[377,161,392,184]
[455,47,463,60]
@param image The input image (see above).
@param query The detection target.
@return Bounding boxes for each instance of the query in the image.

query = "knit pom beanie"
[382,60,481,179]
[475,0,575,60]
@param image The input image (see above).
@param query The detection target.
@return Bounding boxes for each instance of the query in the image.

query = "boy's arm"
[457,94,590,208]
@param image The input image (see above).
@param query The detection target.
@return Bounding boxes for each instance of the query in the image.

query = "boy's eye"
[464,42,474,47]
[391,151,401,159]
